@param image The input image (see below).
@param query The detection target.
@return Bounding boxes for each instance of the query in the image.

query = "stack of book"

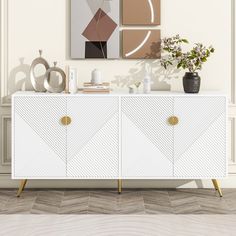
[82,82,111,94]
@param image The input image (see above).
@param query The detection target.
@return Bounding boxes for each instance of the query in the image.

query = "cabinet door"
[174,96,227,178]
[122,96,174,178]
[13,96,67,178]
[67,96,119,178]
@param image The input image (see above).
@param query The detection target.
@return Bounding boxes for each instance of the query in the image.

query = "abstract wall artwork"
[122,30,161,59]
[71,0,161,60]
[122,0,161,25]
[122,0,161,59]
[71,0,120,59]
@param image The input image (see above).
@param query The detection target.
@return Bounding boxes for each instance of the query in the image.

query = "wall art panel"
[71,0,120,59]
[122,30,161,59]
[122,0,161,25]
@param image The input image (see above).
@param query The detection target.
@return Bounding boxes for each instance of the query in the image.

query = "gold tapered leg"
[212,179,223,197]
[118,179,122,194]
[17,180,27,197]
[212,179,218,190]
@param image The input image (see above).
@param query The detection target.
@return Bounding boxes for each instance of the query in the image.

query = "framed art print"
[122,30,161,59]
[71,0,120,59]
[122,0,161,25]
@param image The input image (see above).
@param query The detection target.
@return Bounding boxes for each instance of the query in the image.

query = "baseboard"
[1,174,236,188]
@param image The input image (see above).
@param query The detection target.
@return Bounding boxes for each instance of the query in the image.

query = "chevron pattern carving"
[67,112,119,178]
[14,95,119,178]
[121,96,227,179]
[13,94,227,179]
[121,96,174,163]
[174,96,226,160]
[14,96,67,163]
[122,113,173,178]
[67,97,119,162]
[175,113,227,178]
[14,113,66,177]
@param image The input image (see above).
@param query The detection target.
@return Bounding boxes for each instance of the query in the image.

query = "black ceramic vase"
[183,72,201,93]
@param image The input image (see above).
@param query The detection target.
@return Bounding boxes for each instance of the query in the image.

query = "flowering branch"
[160,35,215,73]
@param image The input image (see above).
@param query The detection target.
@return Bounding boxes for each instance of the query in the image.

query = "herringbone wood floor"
[0,189,236,214]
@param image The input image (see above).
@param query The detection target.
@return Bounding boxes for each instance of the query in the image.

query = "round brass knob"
[61,116,72,126]
[168,116,179,126]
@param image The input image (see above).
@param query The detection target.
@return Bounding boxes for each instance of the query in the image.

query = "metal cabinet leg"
[212,179,223,197]
[17,180,27,197]
[118,179,122,194]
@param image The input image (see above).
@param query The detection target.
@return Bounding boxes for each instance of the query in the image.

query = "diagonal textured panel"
[122,96,174,162]
[14,113,66,178]
[122,114,173,178]
[14,96,67,162]
[67,96,119,161]
[67,113,119,178]
[174,96,226,160]
[174,113,227,178]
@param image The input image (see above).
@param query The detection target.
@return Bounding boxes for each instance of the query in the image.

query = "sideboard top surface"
[12,91,227,97]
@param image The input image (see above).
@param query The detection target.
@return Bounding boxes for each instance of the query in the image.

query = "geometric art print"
[71,0,120,59]
[122,30,161,59]
[122,0,161,59]
[123,0,161,25]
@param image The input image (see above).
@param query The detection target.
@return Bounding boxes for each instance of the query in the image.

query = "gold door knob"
[61,116,72,126]
[168,116,179,126]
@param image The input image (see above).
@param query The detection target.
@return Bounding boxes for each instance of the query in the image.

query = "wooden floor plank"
[0,189,235,215]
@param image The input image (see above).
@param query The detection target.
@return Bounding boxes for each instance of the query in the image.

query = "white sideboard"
[12,92,227,195]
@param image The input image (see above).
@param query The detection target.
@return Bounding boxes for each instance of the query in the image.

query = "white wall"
[1,0,235,188]
[7,0,231,92]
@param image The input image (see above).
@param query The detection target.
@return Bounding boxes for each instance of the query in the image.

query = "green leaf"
[176,52,182,57]
[182,39,189,43]
[177,63,182,69]
[201,57,207,62]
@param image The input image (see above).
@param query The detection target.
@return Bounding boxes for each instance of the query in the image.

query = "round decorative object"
[168,116,179,126]
[44,62,66,93]
[183,72,201,94]
[30,50,50,92]
[61,116,72,126]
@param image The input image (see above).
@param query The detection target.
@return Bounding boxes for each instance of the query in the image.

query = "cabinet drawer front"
[121,96,174,178]
[13,96,67,178]
[174,96,227,178]
[67,96,119,178]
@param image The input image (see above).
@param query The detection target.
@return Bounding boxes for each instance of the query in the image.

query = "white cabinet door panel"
[122,96,174,178]
[13,114,66,178]
[13,96,67,178]
[174,96,227,178]
[67,96,119,178]
[174,113,227,178]
[122,114,173,178]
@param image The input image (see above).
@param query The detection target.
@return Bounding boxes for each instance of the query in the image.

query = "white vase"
[91,69,102,85]
[143,75,151,94]
[69,67,78,94]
